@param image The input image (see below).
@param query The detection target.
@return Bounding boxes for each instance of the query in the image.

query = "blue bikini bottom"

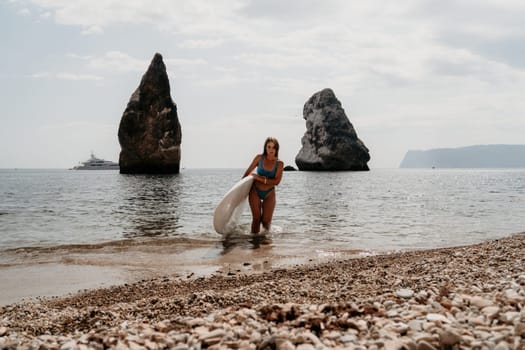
[255,186,275,200]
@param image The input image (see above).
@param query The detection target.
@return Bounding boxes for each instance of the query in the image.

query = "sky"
[1,0,524,169]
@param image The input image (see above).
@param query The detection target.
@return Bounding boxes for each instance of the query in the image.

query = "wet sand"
[0,264,128,306]
[1,233,524,349]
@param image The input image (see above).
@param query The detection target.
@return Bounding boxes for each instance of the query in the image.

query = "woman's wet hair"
[263,137,279,158]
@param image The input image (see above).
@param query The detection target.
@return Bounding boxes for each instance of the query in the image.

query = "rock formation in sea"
[118,53,182,174]
[295,88,370,171]
[283,165,297,171]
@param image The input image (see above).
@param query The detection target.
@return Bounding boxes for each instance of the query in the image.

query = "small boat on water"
[72,152,119,170]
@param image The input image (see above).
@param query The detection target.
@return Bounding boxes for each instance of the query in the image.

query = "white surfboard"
[213,175,254,234]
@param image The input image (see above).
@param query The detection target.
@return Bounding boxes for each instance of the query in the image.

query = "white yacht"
[72,152,119,170]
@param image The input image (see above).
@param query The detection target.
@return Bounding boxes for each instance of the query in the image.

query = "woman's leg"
[248,186,262,233]
[261,189,276,231]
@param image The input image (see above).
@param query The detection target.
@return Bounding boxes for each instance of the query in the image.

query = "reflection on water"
[221,232,273,254]
[295,172,359,235]
[116,174,181,238]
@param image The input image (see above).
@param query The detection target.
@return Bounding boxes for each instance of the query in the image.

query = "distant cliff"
[400,145,525,168]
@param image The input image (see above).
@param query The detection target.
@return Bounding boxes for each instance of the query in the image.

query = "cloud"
[165,58,208,68]
[18,7,30,15]
[30,72,52,79]
[24,0,525,82]
[56,73,104,81]
[30,72,104,80]
[85,51,148,72]
[48,51,209,85]
[67,51,207,75]
[40,121,116,131]
[192,74,244,88]
[425,43,525,86]
[178,39,224,49]
[238,0,340,21]
[81,25,103,35]
[412,0,525,69]
[28,0,245,35]
[66,53,92,60]
[39,11,51,18]
[20,0,525,98]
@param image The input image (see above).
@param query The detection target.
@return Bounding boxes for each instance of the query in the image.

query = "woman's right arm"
[243,155,260,178]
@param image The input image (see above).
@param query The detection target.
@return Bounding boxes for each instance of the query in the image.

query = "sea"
[1,168,525,256]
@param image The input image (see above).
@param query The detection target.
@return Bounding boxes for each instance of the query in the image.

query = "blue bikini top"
[257,155,278,179]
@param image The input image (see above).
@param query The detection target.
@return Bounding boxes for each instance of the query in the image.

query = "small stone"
[408,320,423,332]
[483,341,497,349]
[387,310,399,318]
[439,300,453,310]
[115,341,130,350]
[439,329,461,346]
[395,322,409,335]
[416,340,437,350]
[355,319,368,332]
[128,341,145,350]
[250,331,262,343]
[426,313,450,323]
[145,340,159,350]
[431,301,444,311]
[275,338,295,350]
[198,328,226,346]
[500,311,520,324]
[471,286,483,293]
[504,289,523,303]
[470,296,493,308]
[384,300,395,309]
[517,275,525,285]
[0,327,7,336]
[396,288,415,299]
[384,340,405,350]
[302,333,323,347]
[482,306,500,318]
[258,335,276,350]
[172,345,189,350]
[515,323,525,338]
[60,340,78,350]
[340,334,357,343]
[471,341,483,348]
[494,341,510,350]
[468,315,486,326]
[474,330,492,340]
[155,321,168,332]
[402,340,417,350]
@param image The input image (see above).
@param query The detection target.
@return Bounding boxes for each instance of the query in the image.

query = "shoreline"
[0,236,370,306]
[1,233,525,349]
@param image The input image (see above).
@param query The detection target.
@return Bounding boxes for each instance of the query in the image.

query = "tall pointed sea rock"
[295,88,370,171]
[118,53,182,174]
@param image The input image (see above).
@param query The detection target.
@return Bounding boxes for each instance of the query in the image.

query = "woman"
[243,137,284,234]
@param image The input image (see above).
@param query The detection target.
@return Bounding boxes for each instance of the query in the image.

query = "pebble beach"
[1,233,525,350]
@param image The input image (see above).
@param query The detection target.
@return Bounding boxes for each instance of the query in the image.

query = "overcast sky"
[2,0,524,169]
